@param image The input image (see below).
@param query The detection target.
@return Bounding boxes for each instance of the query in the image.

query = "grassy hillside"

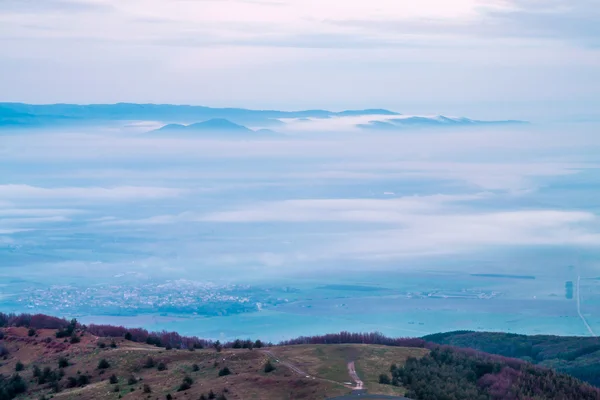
[0,328,420,400]
[2,317,599,400]
[423,331,600,387]
[267,344,428,396]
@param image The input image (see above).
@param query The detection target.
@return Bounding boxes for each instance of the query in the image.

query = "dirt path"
[347,361,364,390]
[260,349,352,389]
[53,381,105,397]
[261,349,309,376]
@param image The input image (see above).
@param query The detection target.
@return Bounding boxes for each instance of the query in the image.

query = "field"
[266,344,429,396]
[0,328,426,400]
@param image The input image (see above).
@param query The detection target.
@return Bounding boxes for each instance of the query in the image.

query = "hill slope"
[0,328,420,400]
[424,330,600,387]
[2,316,599,400]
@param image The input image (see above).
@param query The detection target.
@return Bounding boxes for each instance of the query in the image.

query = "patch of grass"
[268,344,429,396]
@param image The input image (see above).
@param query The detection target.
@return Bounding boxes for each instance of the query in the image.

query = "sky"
[1,0,599,119]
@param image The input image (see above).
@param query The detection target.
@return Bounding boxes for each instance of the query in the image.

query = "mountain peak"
[187,118,252,131]
[153,118,253,134]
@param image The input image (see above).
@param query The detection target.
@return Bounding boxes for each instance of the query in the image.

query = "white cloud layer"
[0,185,185,201]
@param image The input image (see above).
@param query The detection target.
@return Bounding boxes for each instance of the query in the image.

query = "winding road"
[347,361,364,390]
[576,275,597,337]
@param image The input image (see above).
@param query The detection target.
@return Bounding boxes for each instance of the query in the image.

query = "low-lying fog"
[2,120,600,339]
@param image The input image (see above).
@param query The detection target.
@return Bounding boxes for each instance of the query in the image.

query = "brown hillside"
[0,328,421,400]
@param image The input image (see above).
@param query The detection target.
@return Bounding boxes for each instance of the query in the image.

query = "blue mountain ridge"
[153,118,257,135]
[0,103,528,131]
[0,103,400,129]
[357,116,528,130]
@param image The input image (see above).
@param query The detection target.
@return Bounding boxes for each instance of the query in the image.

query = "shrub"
[208,390,216,399]
[15,361,24,372]
[58,357,69,368]
[200,395,207,400]
[157,362,167,371]
[146,336,161,347]
[50,380,60,393]
[69,334,80,344]
[177,375,193,391]
[143,357,155,368]
[110,340,117,348]
[124,332,132,341]
[77,374,90,386]
[98,342,106,349]
[0,344,9,357]
[98,359,110,369]
[166,394,172,400]
[66,376,77,388]
[378,373,391,385]
[143,383,151,393]
[37,367,55,384]
[0,374,27,399]
[218,367,231,377]
[113,385,120,392]
[27,328,36,337]
[192,363,200,372]
[264,360,275,373]
[127,375,137,385]
[55,319,77,338]
[109,374,118,384]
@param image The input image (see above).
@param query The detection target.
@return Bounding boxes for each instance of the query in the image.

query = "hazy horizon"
[1,0,599,122]
[2,1,600,340]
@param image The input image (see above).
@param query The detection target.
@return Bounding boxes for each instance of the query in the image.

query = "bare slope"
[0,328,424,400]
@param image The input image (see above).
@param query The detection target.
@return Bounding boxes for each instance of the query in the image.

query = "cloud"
[328,210,600,259]
[486,0,600,46]
[0,208,83,217]
[1,0,599,110]
[5,0,586,50]
[332,0,600,47]
[0,185,185,201]
[321,161,596,191]
[85,193,583,266]
[0,0,111,13]
[202,194,490,223]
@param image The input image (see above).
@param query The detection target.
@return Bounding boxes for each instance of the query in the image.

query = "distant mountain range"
[153,118,257,135]
[0,103,528,132]
[357,115,528,130]
[0,103,400,129]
